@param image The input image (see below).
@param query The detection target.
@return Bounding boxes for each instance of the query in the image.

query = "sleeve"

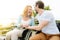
[40,12,52,22]
[30,18,35,26]
[15,16,22,27]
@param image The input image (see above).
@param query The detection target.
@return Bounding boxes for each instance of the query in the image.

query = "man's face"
[35,5,38,13]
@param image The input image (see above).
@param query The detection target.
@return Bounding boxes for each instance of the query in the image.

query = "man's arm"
[25,20,49,31]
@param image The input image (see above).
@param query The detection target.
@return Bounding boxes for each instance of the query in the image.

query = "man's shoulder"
[44,10,53,16]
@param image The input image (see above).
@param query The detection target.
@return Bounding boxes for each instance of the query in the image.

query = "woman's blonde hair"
[22,5,34,17]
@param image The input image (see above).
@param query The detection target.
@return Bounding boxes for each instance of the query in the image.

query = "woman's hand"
[20,24,29,28]
[20,24,23,27]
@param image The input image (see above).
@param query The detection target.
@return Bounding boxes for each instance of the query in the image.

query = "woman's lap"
[6,28,24,37]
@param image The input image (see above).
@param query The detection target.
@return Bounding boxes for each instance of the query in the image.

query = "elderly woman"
[5,5,35,40]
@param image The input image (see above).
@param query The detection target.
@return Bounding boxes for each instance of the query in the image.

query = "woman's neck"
[22,16,30,21]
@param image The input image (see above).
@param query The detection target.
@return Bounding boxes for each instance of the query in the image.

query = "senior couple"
[5,1,60,40]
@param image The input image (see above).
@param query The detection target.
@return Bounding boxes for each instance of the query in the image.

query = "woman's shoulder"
[17,15,23,21]
[19,15,23,18]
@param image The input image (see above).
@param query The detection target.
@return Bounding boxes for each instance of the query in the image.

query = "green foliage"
[56,20,60,23]
[44,6,51,10]
[33,11,37,17]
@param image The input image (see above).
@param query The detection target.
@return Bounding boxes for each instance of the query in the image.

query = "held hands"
[20,24,29,28]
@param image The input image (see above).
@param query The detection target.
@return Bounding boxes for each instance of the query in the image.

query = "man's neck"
[38,9,44,15]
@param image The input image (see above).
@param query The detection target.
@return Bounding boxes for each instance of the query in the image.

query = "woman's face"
[27,7,32,16]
